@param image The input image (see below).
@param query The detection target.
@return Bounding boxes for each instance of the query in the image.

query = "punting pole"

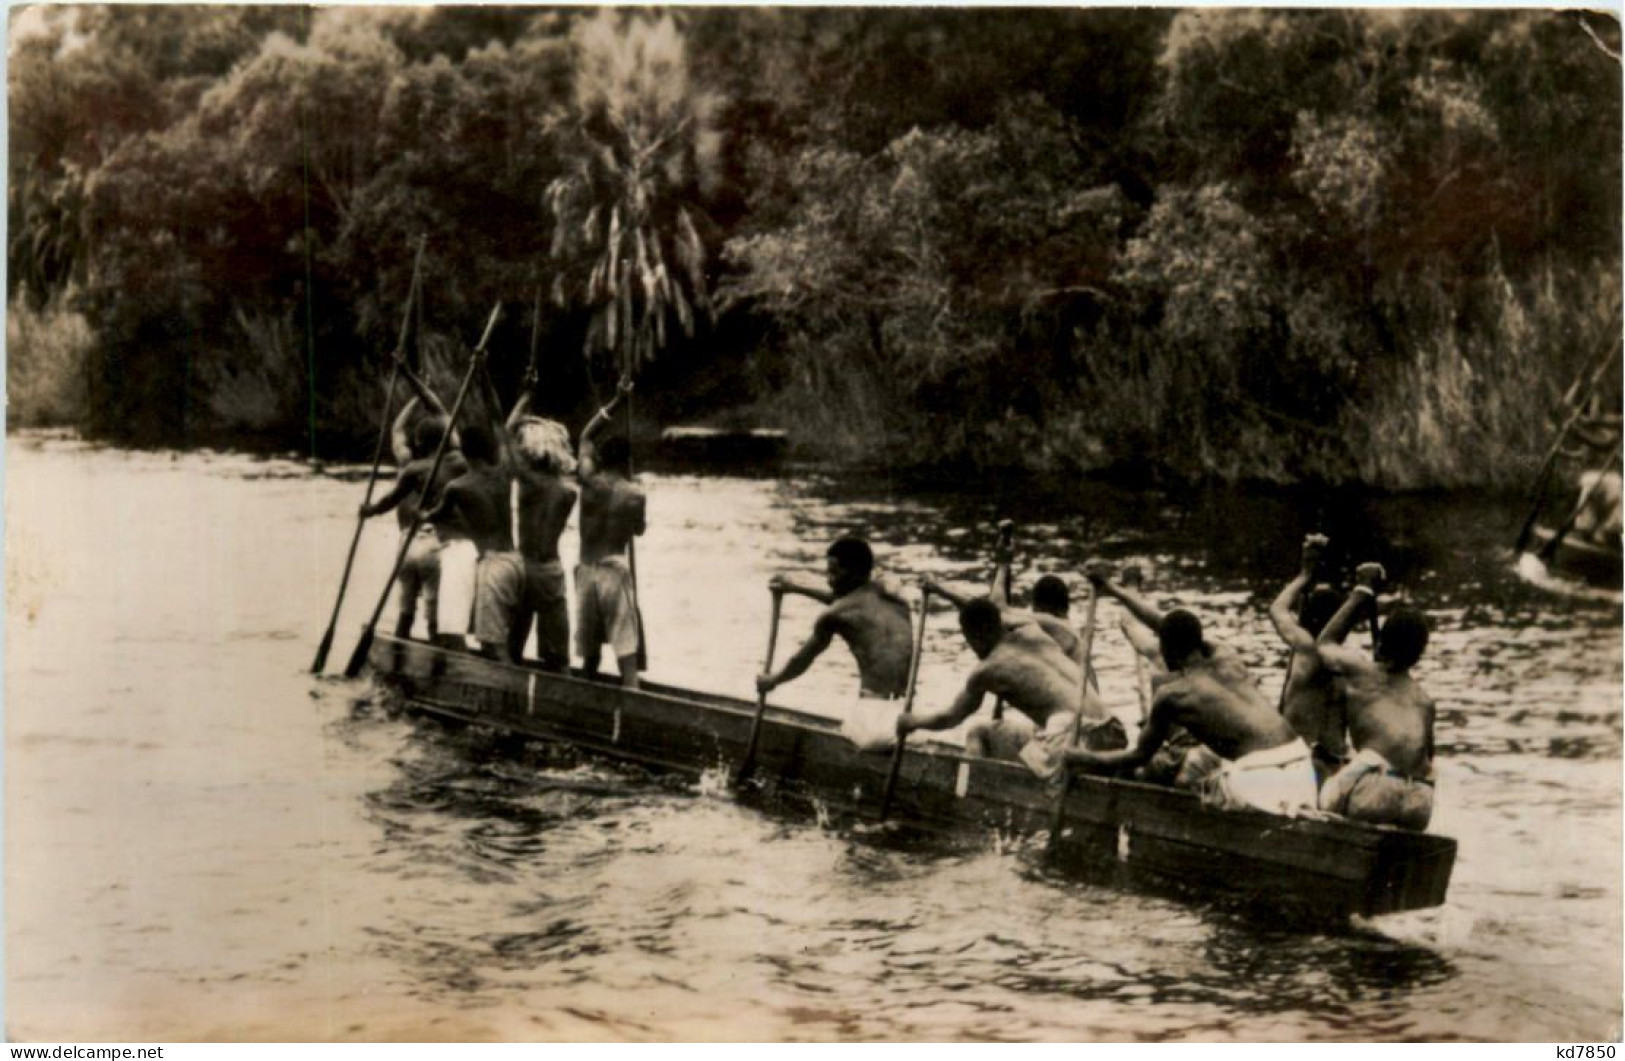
[878,582,931,822]
[1050,581,1101,847]
[343,303,503,678]
[311,236,426,674]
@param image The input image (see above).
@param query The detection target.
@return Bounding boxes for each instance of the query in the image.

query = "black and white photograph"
[5,3,1621,1043]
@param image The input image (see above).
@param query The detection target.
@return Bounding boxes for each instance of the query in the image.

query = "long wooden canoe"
[368,635,1457,922]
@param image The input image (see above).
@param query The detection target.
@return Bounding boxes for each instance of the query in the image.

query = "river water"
[5,435,1620,1041]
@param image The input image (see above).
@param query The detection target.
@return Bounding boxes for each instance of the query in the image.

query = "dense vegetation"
[9,7,1621,486]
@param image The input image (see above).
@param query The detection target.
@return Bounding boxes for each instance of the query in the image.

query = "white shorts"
[841,693,905,754]
[436,539,479,639]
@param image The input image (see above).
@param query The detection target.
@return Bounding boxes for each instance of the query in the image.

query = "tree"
[545,12,716,379]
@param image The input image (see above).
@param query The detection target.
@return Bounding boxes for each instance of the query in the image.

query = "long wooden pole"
[734,589,786,787]
[992,519,1014,723]
[1515,337,1621,555]
[311,237,426,673]
[343,303,503,678]
[878,583,931,822]
[1050,584,1101,846]
[626,387,650,671]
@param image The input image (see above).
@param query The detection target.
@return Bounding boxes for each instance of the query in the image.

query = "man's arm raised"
[579,376,631,478]
[1316,563,1384,676]
[390,396,422,467]
[1086,560,1165,631]
[1269,534,1328,652]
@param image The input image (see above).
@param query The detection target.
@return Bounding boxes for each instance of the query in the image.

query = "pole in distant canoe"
[1050,581,1101,847]
[343,303,504,679]
[1514,335,1622,556]
[734,587,786,788]
[1538,433,1624,565]
[878,583,932,822]
[310,236,427,674]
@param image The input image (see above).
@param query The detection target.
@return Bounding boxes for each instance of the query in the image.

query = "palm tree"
[545,12,714,379]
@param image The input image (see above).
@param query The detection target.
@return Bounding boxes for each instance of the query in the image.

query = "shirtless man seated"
[896,596,1124,778]
[577,378,647,688]
[1067,561,1318,816]
[505,368,577,671]
[1314,563,1438,831]
[1269,534,1353,784]
[421,422,521,663]
[756,537,913,749]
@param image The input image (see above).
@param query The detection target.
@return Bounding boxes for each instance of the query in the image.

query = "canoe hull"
[1529,525,1623,588]
[369,636,1456,921]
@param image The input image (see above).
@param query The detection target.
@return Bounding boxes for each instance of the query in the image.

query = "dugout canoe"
[368,634,1457,922]
[1527,524,1623,589]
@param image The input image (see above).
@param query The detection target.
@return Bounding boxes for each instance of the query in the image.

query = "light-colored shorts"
[1196,738,1319,817]
[1319,747,1435,831]
[436,538,479,638]
[397,525,443,614]
[521,558,570,665]
[575,557,640,660]
[473,551,525,647]
[841,691,905,754]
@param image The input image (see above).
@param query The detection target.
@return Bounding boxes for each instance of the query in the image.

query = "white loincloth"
[1018,712,1128,781]
[1197,738,1318,816]
[841,692,905,754]
[436,538,479,643]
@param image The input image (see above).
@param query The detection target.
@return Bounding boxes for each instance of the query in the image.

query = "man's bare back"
[579,476,645,563]
[1152,644,1297,761]
[516,470,576,562]
[819,583,913,697]
[434,465,514,554]
[973,619,1100,729]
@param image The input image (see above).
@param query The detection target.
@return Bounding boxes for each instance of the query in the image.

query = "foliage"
[545,12,716,378]
[6,7,1619,486]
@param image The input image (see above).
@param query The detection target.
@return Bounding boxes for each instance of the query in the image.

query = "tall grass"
[7,290,92,429]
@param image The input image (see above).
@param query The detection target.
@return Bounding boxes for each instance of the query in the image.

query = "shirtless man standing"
[757,537,913,747]
[1067,562,1317,816]
[359,363,466,641]
[576,379,647,687]
[504,372,577,671]
[1269,534,1352,784]
[897,597,1123,777]
[1314,564,1437,831]
[421,422,521,663]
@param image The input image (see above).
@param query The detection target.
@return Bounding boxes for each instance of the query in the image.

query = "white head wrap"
[513,416,576,475]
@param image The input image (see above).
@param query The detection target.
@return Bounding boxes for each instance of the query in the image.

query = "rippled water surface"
[6,436,1621,1040]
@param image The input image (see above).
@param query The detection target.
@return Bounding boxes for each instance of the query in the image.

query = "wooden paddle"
[734,587,786,787]
[1122,565,1150,724]
[878,582,931,822]
[343,303,503,679]
[1538,433,1624,564]
[1514,336,1621,555]
[311,237,426,674]
[1049,580,1101,847]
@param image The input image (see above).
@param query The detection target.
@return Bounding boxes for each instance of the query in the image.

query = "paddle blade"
[310,627,335,675]
[342,627,376,679]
